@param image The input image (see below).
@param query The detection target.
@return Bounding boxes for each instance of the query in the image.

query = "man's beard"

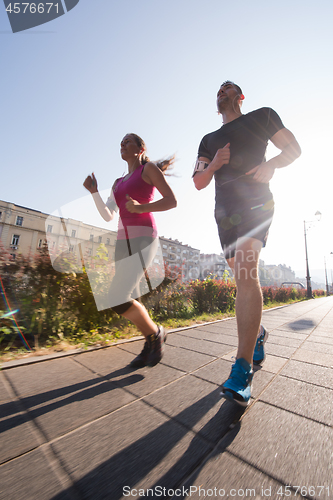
[217,96,231,113]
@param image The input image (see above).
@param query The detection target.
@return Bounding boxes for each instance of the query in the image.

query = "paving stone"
[265,343,297,358]
[177,329,238,347]
[52,400,211,500]
[196,321,237,332]
[281,359,333,389]
[192,358,233,386]
[5,357,94,399]
[1,297,333,500]
[266,334,304,348]
[262,324,290,332]
[167,334,234,357]
[251,368,275,399]
[313,328,333,338]
[0,373,11,404]
[0,447,74,500]
[260,354,289,374]
[117,338,147,356]
[30,381,136,441]
[74,344,138,375]
[292,348,333,368]
[220,402,333,490]
[308,333,333,344]
[113,362,186,398]
[302,341,333,355]
[161,344,216,373]
[0,400,41,464]
[143,375,236,442]
[175,450,304,500]
[280,320,317,332]
[259,375,333,425]
[267,329,308,340]
[221,349,237,362]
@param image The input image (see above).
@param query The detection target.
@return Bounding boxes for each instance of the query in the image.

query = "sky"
[1,0,333,281]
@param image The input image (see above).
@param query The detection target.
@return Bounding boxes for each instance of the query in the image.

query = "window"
[71,230,76,238]
[106,238,110,245]
[162,244,167,249]
[38,239,43,248]
[98,236,102,243]
[69,245,74,252]
[47,225,53,233]
[89,234,93,241]
[16,216,23,226]
[10,254,16,260]
[11,234,20,246]
[0,211,2,220]
[87,248,92,256]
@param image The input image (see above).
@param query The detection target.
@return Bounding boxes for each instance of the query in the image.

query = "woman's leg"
[121,300,157,338]
[110,236,166,367]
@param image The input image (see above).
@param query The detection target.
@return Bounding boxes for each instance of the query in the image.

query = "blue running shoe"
[221,358,253,406]
[253,326,268,365]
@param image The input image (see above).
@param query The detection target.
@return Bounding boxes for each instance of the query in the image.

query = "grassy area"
[0,296,307,365]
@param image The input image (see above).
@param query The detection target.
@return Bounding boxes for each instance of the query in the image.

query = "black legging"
[110,236,158,314]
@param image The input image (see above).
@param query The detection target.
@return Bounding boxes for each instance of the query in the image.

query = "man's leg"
[221,237,263,405]
[227,236,263,365]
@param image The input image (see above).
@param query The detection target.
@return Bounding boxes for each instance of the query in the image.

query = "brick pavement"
[1,297,332,500]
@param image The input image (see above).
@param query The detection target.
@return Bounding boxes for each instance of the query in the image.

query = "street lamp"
[304,211,321,299]
[324,256,330,296]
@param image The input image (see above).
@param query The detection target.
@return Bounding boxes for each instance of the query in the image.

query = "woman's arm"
[125,163,177,214]
[83,172,116,222]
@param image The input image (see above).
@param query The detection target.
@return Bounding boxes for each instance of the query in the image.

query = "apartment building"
[199,253,231,280]
[159,237,200,281]
[0,200,117,269]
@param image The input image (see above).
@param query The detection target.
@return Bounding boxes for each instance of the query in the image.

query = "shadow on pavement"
[0,367,144,435]
[287,319,316,331]
[50,388,244,500]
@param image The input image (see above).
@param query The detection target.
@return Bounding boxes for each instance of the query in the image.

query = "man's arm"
[193,143,230,190]
[247,128,301,183]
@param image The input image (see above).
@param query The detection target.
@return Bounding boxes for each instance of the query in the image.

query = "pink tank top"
[114,164,157,240]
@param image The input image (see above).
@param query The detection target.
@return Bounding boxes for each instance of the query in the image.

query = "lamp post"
[304,211,321,299]
[324,257,329,296]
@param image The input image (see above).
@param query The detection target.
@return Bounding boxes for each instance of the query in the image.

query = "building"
[159,237,200,281]
[198,253,231,280]
[259,260,296,286]
[0,200,117,271]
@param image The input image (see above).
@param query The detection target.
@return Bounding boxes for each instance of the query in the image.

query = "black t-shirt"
[198,107,284,208]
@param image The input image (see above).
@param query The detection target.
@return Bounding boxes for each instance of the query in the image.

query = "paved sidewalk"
[1,297,333,500]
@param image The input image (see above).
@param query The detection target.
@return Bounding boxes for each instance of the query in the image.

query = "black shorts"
[215,198,274,260]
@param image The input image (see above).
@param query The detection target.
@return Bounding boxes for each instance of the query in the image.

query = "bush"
[0,242,322,352]
[262,285,307,305]
[190,277,236,314]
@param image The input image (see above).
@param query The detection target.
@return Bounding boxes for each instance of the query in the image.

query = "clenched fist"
[83,172,98,193]
[125,195,142,213]
[211,143,230,172]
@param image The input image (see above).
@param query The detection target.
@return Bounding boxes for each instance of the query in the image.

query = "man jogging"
[193,81,301,406]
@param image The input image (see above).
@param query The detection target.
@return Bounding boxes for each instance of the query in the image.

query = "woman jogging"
[83,133,177,368]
